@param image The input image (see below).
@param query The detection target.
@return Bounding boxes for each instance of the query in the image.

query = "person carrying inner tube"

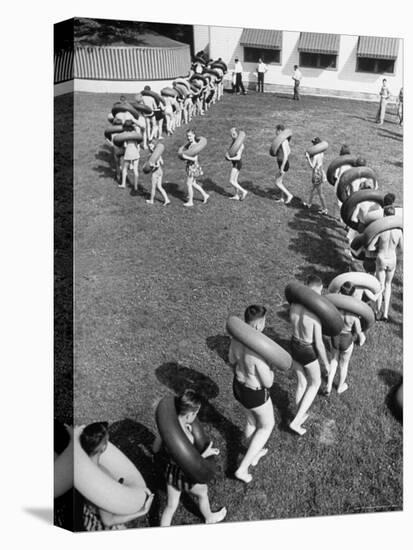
[367,206,403,322]
[303,137,328,214]
[274,124,294,204]
[152,389,227,526]
[326,282,366,395]
[180,129,209,207]
[119,120,141,191]
[228,305,275,483]
[289,275,331,435]
[226,127,248,201]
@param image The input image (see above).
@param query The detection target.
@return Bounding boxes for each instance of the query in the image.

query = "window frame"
[299,51,338,71]
[356,56,396,75]
[243,46,282,66]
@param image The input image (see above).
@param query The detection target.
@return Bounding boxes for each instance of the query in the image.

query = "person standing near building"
[292,65,302,100]
[256,58,267,93]
[376,78,391,125]
[397,87,403,126]
[234,58,247,95]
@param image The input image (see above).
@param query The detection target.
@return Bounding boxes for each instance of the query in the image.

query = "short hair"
[276,124,285,132]
[244,304,267,324]
[307,275,322,288]
[119,95,127,102]
[230,127,238,134]
[113,117,122,126]
[235,58,239,62]
[340,281,355,296]
[311,137,322,145]
[80,422,109,456]
[176,389,202,416]
[383,193,395,206]
[340,144,350,155]
[123,120,134,131]
[144,85,151,91]
[384,205,395,217]
[355,157,367,167]
[383,78,387,83]
[294,65,298,69]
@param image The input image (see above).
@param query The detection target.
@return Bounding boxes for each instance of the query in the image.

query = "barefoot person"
[274,124,294,204]
[146,140,170,206]
[119,120,141,191]
[303,137,328,214]
[367,206,403,321]
[226,127,248,201]
[180,129,209,207]
[228,305,275,483]
[326,282,366,395]
[289,276,330,435]
[152,390,227,526]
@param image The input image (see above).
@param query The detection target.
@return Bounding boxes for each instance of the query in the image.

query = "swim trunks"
[331,332,353,352]
[290,336,317,366]
[233,377,270,410]
[231,159,243,170]
[277,159,290,172]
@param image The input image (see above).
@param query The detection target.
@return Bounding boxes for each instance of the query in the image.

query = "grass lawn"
[55,89,403,527]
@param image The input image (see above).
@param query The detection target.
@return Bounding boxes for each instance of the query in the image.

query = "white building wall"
[203,27,403,101]
[193,25,210,56]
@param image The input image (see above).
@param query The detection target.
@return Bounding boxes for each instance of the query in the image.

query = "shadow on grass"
[155,362,245,475]
[94,147,116,180]
[378,370,403,423]
[378,131,403,142]
[287,208,350,283]
[206,334,230,363]
[201,176,232,197]
[163,181,186,202]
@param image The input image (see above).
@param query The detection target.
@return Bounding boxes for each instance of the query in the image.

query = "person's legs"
[337,343,354,393]
[189,484,227,523]
[192,179,209,203]
[375,266,386,316]
[160,484,181,527]
[275,173,293,202]
[157,179,170,205]
[235,74,240,94]
[316,185,328,212]
[379,99,387,124]
[235,398,275,482]
[119,159,128,188]
[229,167,246,199]
[132,160,139,191]
[326,349,339,394]
[243,409,256,442]
[383,266,396,319]
[184,177,194,207]
[290,360,321,435]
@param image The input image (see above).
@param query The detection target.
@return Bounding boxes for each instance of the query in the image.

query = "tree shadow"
[201,176,232,197]
[155,362,245,475]
[378,370,403,423]
[206,334,231,363]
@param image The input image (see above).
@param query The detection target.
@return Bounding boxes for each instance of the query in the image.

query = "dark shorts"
[233,377,270,410]
[165,460,193,492]
[154,109,164,121]
[331,333,353,352]
[291,336,317,366]
[277,159,290,172]
[231,159,242,171]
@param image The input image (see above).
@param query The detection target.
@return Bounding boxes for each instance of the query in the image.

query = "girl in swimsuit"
[228,305,275,483]
[180,129,209,207]
[226,127,248,201]
[326,282,365,395]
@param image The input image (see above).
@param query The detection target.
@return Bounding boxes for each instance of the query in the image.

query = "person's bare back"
[290,303,317,343]
[376,228,402,263]
[229,339,271,389]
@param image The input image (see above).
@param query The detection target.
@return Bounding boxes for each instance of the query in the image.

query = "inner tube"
[173,78,191,91]
[350,234,367,260]
[193,56,206,65]
[113,131,143,147]
[161,87,179,98]
[306,141,329,156]
[213,67,224,78]
[104,125,124,140]
[74,440,148,515]
[204,68,221,79]
[324,294,375,331]
[336,167,377,203]
[155,395,216,484]
[228,131,246,158]
[54,422,73,498]
[174,84,189,99]
[129,101,153,116]
[328,272,381,295]
[326,155,359,185]
[361,215,403,247]
[270,129,293,157]
[226,316,292,371]
[178,136,207,160]
[211,60,228,72]
[190,74,209,85]
[141,89,166,106]
[394,382,403,413]
[112,101,141,120]
[285,282,344,336]
[142,143,165,174]
[340,190,384,230]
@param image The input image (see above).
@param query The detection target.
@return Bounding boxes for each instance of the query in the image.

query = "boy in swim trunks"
[274,124,294,204]
[303,137,328,214]
[119,120,140,191]
[78,423,153,530]
[326,282,365,395]
[152,389,227,526]
[367,206,403,321]
[228,305,275,483]
[289,275,330,435]
[226,127,248,201]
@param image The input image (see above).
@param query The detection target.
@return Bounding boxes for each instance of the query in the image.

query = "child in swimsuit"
[326,282,365,395]
[180,129,209,207]
[119,120,140,191]
[274,124,294,204]
[304,137,328,214]
[152,389,227,526]
[145,140,170,206]
[226,127,248,201]
[228,305,275,483]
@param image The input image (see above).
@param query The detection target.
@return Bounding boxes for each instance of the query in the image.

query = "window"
[299,52,337,69]
[357,56,395,74]
[243,47,280,64]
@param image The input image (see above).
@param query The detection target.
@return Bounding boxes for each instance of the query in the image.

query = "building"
[193,26,402,101]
